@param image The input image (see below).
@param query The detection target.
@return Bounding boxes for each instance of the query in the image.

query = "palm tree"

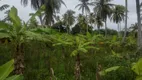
[136,0,142,47]
[88,13,95,28]
[0,1,9,20]
[75,0,92,15]
[63,10,75,33]
[129,23,138,32]
[0,4,9,11]
[95,15,104,34]
[2,10,10,22]
[77,14,88,33]
[93,0,114,37]
[122,0,128,43]
[111,5,125,37]
[75,0,93,32]
[21,0,66,26]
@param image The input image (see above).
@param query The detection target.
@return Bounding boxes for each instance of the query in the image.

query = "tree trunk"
[39,15,43,26]
[75,53,81,80]
[96,62,102,80]
[105,20,107,37]
[98,26,100,34]
[14,43,24,75]
[122,0,128,43]
[120,22,122,37]
[117,23,120,37]
[86,13,88,33]
[136,0,142,48]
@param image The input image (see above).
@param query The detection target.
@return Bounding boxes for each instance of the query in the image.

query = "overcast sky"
[0,0,140,30]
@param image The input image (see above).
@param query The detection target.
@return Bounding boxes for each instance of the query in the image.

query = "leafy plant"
[0,59,23,80]
[132,58,142,80]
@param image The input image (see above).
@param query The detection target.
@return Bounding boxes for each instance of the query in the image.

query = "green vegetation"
[0,0,142,80]
[0,59,23,80]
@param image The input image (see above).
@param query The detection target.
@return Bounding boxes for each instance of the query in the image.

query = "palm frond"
[0,4,9,11]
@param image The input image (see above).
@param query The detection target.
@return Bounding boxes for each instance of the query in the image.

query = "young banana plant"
[0,6,49,75]
[71,34,97,80]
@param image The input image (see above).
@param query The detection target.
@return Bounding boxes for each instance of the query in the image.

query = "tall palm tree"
[63,10,75,33]
[21,0,66,26]
[111,5,125,37]
[93,0,114,37]
[95,15,104,34]
[75,0,93,32]
[122,0,128,43]
[88,13,95,28]
[75,0,92,15]
[77,14,88,33]
[136,0,142,47]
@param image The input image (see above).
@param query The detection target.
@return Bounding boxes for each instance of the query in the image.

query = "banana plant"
[98,57,142,80]
[53,33,97,80]
[132,58,142,80]
[71,35,97,80]
[0,59,23,80]
[0,6,49,75]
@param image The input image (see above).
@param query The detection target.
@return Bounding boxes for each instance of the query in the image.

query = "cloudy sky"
[0,0,139,30]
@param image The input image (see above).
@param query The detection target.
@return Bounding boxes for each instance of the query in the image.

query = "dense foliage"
[0,0,142,80]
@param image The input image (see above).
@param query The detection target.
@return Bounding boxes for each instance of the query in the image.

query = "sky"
[0,0,139,30]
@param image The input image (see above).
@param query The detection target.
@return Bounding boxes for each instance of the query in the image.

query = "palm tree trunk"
[14,43,24,75]
[98,26,100,34]
[117,23,120,37]
[136,0,142,48]
[105,20,107,37]
[122,0,128,43]
[39,15,43,26]
[86,14,88,33]
[120,22,122,37]
[75,53,81,80]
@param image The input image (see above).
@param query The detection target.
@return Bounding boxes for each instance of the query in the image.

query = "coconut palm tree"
[75,0,92,15]
[21,0,66,26]
[77,14,88,33]
[111,5,125,37]
[0,3,9,11]
[136,0,142,47]
[122,0,128,42]
[75,0,93,32]
[93,0,114,37]
[88,13,95,28]
[63,10,75,33]
[95,15,104,34]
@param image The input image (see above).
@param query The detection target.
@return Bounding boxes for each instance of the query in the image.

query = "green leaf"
[0,33,10,38]
[9,6,21,27]
[81,42,93,48]
[132,58,142,75]
[0,59,14,80]
[0,21,9,29]
[6,75,24,80]
[78,48,88,53]
[86,32,92,38]
[111,35,117,42]
[71,50,78,56]
[99,66,120,76]
[111,50,122,58]
[25,31,50,42]
[136,76,142,80]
